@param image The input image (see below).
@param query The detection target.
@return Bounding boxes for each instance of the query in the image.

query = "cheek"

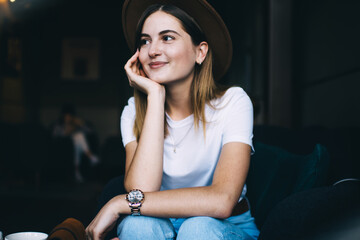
[179,54,196,70]
[138,50,147,65]
[170,47,196,65]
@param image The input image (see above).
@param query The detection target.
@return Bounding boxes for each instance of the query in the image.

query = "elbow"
[212,195,236,219]
[215,204,234,219]
[123,180,133,193]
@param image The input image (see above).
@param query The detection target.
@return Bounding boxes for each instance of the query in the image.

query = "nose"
[148,40,162,58]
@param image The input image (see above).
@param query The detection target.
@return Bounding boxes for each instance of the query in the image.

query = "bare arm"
[133,142,250,218]
[122,50,166,192]
[123,92,165,192]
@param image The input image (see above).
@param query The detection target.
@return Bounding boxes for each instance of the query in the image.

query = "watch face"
[128,190,144,203]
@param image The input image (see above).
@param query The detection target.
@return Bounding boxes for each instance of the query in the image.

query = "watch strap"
[126,189,144,216]
[129,202,142,216]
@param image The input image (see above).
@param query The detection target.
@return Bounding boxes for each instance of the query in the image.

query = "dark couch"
[248,125,360,239]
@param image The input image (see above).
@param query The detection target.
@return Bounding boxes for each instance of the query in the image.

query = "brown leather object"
[231,198,250,216]
[47,218,86,240]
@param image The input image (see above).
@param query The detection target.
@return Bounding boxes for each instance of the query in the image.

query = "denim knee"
[177,216,225,239]
[117,216,176,240]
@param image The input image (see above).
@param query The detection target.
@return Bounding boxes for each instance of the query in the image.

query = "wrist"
[147,85,165,103]
[125,189,145,216]
[111,194,131,216]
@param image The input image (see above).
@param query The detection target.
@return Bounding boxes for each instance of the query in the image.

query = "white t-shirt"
[120,87,254,199]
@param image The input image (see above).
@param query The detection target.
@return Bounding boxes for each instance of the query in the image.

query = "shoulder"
[121,97,136,119]
[126,96,135,107]
[223,86,249,99]
[213,86,252,108]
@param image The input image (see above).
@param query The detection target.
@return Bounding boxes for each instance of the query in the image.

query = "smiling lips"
[149,61,168,69]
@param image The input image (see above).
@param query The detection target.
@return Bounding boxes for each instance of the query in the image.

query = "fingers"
[123,51,165,98]
[124,50,141,76]
[124,51,152,92]
[85,197,122,240]
[85,212,117,240]
[124,50,144,88]
[85,223,101,240]
[85,225,94,240]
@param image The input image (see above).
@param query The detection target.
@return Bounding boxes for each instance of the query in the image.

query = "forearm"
[115,185,238,219]
[125,91,165,192]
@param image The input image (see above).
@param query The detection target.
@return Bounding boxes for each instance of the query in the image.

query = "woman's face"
[138,11,200,85]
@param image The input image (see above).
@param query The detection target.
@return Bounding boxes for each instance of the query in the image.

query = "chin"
[148,74,171,84]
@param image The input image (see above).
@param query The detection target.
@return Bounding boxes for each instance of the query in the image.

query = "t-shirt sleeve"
[120,97,137,147]
[222,87,254,151]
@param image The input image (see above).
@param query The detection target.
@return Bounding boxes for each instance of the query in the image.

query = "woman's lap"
[117,210,259,240]
[117,216,176,240]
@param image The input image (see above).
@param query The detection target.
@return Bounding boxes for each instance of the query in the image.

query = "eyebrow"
[140,29,182,38]
[160,29,181,36]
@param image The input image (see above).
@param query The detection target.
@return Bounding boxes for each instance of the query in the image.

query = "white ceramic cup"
[5,232,48,240]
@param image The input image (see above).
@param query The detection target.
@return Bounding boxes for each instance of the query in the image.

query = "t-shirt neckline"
[166,112,194,128]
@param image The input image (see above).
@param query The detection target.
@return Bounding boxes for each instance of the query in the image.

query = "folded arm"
[126,141,250,218]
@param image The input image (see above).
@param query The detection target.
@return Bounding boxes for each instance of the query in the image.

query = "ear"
[195,41,208,65]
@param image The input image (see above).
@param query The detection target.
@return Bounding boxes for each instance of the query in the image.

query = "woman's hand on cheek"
[124,50,165,97]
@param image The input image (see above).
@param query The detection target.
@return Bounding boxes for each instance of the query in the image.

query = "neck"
[165,77,193,121]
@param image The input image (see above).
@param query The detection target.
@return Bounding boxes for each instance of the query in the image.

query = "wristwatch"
[125,189,145,216]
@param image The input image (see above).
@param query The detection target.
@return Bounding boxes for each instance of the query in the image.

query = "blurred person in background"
[52,103,99,182]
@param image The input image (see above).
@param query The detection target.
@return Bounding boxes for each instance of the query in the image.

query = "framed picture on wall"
[61,38,100,81]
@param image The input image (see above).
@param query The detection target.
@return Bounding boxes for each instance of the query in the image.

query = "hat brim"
[122,0,232,81]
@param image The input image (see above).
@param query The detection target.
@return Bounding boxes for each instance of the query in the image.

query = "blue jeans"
[117,210,259,240]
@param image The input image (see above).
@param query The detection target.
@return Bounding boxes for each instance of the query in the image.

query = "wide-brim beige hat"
[122,0,233,81]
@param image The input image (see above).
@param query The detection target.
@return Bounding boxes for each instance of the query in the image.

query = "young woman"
[86,0,259,239]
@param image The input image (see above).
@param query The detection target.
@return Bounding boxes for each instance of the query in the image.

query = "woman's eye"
[140,39,150,46]
[163,35,174,41]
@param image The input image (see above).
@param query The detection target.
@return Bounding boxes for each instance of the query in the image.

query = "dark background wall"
[1,0,132,144]
[0,0,359,143]
[293,0,360,128]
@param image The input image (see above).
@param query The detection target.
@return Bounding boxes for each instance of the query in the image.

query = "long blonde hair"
[133,4,228,141]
